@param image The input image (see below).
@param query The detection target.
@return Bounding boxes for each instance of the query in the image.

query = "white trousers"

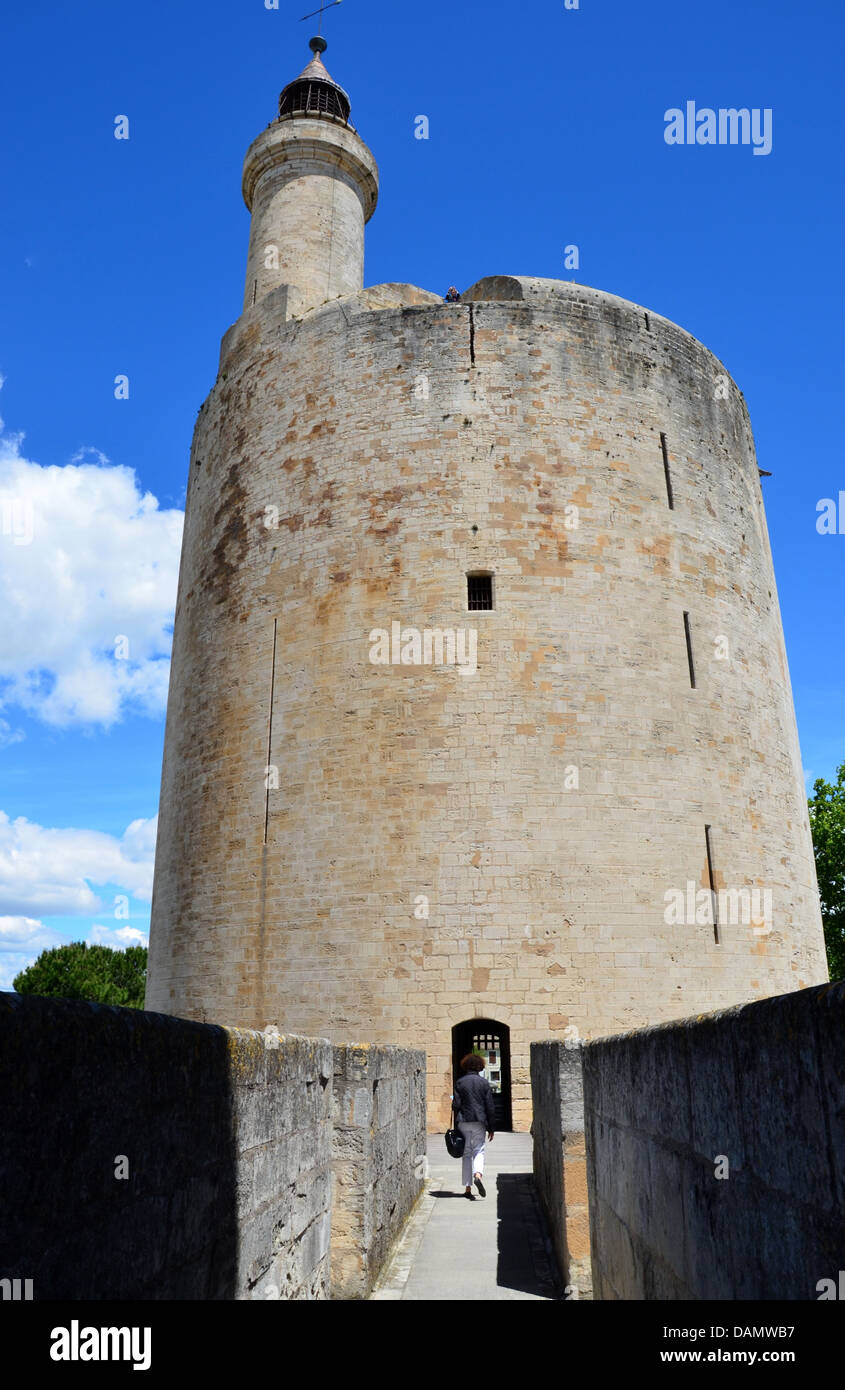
[459,1121,487,1187]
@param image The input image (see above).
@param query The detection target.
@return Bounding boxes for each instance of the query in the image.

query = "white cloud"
[0,914,64,952]
[0,915,149,991]
[0,718,24,749]
[70,446,111,466]
[87,924,148,949]
[0,915,65,990]
[0,413,183,727]
[0,811,158,916]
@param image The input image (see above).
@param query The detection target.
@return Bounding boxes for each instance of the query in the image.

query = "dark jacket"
[453,1072,496,1132]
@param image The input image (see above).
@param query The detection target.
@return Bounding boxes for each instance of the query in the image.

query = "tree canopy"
[12,941,148,1009]
[808,762,845,983]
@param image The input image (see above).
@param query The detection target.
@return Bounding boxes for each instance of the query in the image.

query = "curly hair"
[460,1053,486,1073]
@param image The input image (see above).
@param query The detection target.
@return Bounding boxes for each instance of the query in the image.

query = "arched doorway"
[452,1018,512,1131]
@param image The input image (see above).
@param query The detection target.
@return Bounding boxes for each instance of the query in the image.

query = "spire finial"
[279,17,352,124]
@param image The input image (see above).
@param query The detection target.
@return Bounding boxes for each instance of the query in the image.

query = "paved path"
[371,1133,562,1301]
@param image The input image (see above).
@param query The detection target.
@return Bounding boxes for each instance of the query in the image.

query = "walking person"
[452,1053,495,1199]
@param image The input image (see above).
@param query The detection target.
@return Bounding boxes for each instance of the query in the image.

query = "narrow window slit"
[467,573,493,610]
[468,303,476,366]
[660,432,674,509]
[683,611,696,688]
[705,824,720,944]
[644,312,651,331]
[263,617,278,844]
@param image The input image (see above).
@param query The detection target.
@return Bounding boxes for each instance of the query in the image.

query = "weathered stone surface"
[147,265,827,1135]
[241,110,378,316]
[530,1040,592,1297]
[583,981,845,1300]
[330,1043,426,1298]
[0,993,332,1300]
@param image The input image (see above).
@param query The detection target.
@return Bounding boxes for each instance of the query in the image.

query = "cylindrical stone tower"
[146,46,828,1131]
[241,37,378,316]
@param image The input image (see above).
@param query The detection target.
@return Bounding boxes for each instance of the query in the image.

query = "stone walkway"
[371,1133,562,1300]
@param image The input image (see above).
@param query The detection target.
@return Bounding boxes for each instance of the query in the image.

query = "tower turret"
[241,37,379,316]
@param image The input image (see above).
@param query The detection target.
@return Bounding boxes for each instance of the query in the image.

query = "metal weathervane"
[300,0,343,36]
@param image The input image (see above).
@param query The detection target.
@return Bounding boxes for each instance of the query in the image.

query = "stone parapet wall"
[331,1043,426,1297]
[0,994,423,1300]
[583,982,845,1300]
[530,1040,592,1297]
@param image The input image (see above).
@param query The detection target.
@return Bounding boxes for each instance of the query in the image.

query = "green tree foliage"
[12,942,148,1008]
[808,763,845,982]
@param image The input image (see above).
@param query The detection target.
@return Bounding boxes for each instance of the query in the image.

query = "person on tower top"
[444,286,461,302]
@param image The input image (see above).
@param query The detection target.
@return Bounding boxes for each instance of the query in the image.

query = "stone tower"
[240,38,378,318]
[146,42,828,1130]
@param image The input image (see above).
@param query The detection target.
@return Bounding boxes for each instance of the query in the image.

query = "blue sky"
[1,0,842,987]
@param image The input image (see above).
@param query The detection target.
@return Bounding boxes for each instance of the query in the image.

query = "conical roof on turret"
[279,38,351,124]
